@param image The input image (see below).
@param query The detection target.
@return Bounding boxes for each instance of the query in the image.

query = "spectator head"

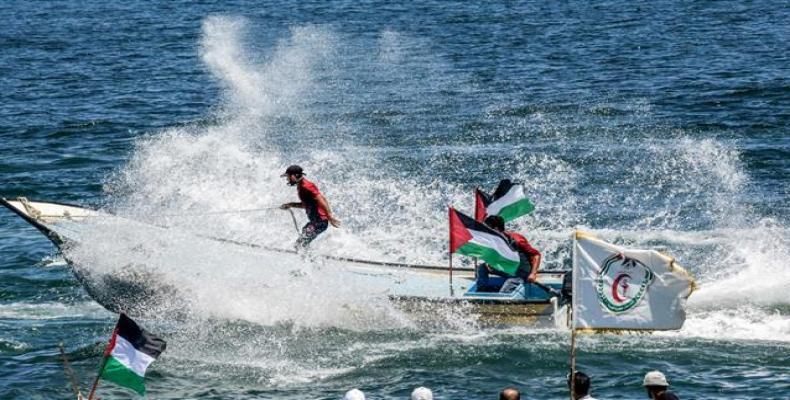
[485,215,506,232]
[567,371,591,397]
[643,371,670,398]
[411,386,433,400]
[499,386,520,400]
[343,388,365,400]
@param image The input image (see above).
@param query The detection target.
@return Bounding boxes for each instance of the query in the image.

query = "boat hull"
[392,295,565,326]
[2,197,570,326]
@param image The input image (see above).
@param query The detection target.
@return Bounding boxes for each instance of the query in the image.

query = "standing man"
[476,215,541,291]
[280,165,340,248]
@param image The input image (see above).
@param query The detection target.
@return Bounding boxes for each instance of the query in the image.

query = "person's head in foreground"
[343,388,365,400]
[411,386,433,400]
[643,371,677,399]
[567,371,591,399]
[499,386,520,400]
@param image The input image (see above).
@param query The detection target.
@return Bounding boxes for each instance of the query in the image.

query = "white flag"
[572,231,696,331]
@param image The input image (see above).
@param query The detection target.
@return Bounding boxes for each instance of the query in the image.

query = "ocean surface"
[1,1,788,399]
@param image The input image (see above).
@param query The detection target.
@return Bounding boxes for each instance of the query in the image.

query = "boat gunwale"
[1,198,569,276]
[389,294,554,306]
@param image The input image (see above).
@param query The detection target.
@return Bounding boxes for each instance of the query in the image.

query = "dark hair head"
[499,387,520,400]
[485,215,505,231]
[282,165,304,177]
[567,371,591,396]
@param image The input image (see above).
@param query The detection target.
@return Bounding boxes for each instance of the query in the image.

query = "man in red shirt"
[279,165,341,248]
[476,215,541,291]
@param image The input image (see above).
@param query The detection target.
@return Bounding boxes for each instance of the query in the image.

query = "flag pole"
[569,328,577,400]
[87,353,109,400]
[449,252,454,296]
[472,187,481,282]
[569,229,578,400]
[89,321,119,400]
[448,206,454,297]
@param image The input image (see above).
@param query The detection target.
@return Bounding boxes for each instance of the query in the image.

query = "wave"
[51,15,787,344]
[0,301,109,320]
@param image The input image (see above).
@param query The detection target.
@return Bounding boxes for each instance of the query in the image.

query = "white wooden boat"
[2,197,570,326]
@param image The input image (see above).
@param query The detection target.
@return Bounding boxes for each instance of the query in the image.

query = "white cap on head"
[343,388,366,400]
[411,386,433,400]
[643,371,669,387]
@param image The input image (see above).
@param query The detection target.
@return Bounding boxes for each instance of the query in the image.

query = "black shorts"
[296,219,329,248]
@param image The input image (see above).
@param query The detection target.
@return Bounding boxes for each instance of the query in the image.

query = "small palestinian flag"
[475,179,535,222]
[449,207,521,276]
[99,313,166,395]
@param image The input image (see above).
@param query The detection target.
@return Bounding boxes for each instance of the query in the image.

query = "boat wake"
[9,15,788,347]
[62,216,414,329]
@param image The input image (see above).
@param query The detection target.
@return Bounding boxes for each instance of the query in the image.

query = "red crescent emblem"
[612,273,631,303]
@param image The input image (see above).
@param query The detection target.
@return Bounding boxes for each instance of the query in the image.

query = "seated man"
[475,215,542,292]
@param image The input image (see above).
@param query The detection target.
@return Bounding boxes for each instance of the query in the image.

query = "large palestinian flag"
[475,179,535,222]
[99,313,166,395]
[449,207,521,276]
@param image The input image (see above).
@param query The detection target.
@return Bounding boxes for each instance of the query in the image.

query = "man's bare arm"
[527,254,541,282]
[316,195,341,227]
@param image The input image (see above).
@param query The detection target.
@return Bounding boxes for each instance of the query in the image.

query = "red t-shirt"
[297,178,329,222]
[505,231,541,257]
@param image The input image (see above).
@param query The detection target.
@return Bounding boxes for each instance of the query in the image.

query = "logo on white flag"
[596,254,655,313]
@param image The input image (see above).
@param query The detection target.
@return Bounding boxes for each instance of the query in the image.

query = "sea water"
[1,1,788,399]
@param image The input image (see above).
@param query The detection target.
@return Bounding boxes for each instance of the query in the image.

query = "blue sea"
[1,1,788,399]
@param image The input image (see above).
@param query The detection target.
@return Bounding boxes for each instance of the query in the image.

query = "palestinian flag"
[99,313,166,395]
[475,179,535,222]
[449,207,521,276]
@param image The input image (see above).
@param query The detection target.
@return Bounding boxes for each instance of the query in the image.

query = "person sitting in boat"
[279,165,341,248]
[476,215,541,292]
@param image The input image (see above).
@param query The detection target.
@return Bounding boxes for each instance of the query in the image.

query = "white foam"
[689,219,790,308]
[666,307,790,343]
[65,217,407,329]
[57,16,787,346]
[0,301,109,320]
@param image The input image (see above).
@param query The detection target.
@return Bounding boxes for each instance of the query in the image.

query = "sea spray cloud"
[81,17,415,329]
[200,16,334,120]
[91,15,790,343]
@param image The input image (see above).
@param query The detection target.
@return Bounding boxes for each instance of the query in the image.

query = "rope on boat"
[188,231,474,271]
[19,206,282,220]
[4,198,478,272]
[18,197,43,220]
[136,207,283,218]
